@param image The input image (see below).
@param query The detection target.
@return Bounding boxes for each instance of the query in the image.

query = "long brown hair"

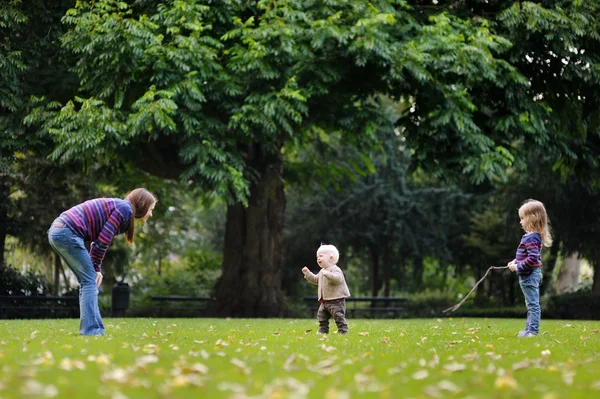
[124,188,157,245]
[518,199,553,247]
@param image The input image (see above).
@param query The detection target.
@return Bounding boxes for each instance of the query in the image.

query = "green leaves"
[45,97,126,162]
[21,0,599,199]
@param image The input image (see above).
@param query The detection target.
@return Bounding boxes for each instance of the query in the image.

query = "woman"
[48,188,157,335]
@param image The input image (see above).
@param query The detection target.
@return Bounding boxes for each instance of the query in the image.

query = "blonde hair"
[318,244,339,264]
[518,199,553,247]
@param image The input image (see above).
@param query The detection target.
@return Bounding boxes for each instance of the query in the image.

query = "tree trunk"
[541,244,559,295]
[0,182,8,265]
[474,267,484,304]
[413,256,424,292]
[592,263,600,294]
[60,262,70,291]
[368,244,380,298]
[382,247,391,298]
[211,142,286,317]
[54,253,61,295]
[556,252,581,294]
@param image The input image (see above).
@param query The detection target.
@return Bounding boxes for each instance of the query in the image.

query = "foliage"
[497,0,600,187]
[0,262,48,296]
[283,126,472,296]
[544,292,600,320]
[29,0,555,195]
[0,0,92,267]
[2,318,600,397]
[11,156,100,255]
[133,249,222,300]
[0,0,77,170]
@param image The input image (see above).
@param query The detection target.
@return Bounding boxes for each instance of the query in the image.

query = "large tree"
[33,0,572,316]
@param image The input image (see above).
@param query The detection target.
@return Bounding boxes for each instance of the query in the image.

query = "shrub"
[543,292,600,320]
[0,262,49,296]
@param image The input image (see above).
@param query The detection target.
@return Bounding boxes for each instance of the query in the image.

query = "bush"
[544,292,600,320]
[402,292,462,318]
[0,262,49,296]
[452,306,526,318]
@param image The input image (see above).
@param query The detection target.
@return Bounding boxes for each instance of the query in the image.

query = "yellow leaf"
[494,374,518,389]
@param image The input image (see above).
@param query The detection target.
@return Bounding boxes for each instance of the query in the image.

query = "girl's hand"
[507,260,516,272]
[301,267,308,275]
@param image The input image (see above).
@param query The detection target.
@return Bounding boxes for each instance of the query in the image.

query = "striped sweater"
[514,232,543,276]
[58,198,133,272]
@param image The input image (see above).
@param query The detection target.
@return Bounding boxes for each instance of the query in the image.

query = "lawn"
[0,318,599,398]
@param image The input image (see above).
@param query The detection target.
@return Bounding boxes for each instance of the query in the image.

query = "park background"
[2,0,600,321]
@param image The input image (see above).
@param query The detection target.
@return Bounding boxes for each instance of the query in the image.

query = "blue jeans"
[518,268,542,335]
[48,221,104,336]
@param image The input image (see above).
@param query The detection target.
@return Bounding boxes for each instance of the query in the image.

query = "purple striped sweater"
[58,198,133,272]
[515,232,542,276]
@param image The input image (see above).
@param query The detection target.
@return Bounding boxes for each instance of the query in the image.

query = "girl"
[48,188,157,335]
[508,199,552,337]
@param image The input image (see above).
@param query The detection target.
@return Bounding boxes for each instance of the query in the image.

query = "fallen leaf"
[20,380,58,397]
[562,371,576,385]
[512,360,530,370]
[443,362,466,372]
[412,370,429,380]
[438,380,460,393]
[230,358,251,374]
[135,355,159,367]
[283,355,298,372]
[320,344,336,353]
[494,374,518,389]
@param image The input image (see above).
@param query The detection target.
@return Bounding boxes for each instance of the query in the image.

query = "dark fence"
[303,296,409,319]
[148,296,213,317]
[0,295,79,319]
[3,292,600,320]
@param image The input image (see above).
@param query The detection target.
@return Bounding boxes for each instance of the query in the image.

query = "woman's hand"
[95,272,103,288]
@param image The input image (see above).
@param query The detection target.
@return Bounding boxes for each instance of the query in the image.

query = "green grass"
[1,318,600,398]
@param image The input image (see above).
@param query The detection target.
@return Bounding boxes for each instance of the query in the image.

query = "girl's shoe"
[518,330,537,337]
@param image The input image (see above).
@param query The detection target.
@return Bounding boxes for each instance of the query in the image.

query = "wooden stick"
[442,266,510,313]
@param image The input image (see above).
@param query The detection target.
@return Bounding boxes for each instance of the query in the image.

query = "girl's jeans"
[518,267,543,335]
[48,220,104,336]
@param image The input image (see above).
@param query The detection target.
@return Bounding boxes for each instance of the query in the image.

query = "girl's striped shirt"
[58,198,132,272]
[515,232,542,276]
